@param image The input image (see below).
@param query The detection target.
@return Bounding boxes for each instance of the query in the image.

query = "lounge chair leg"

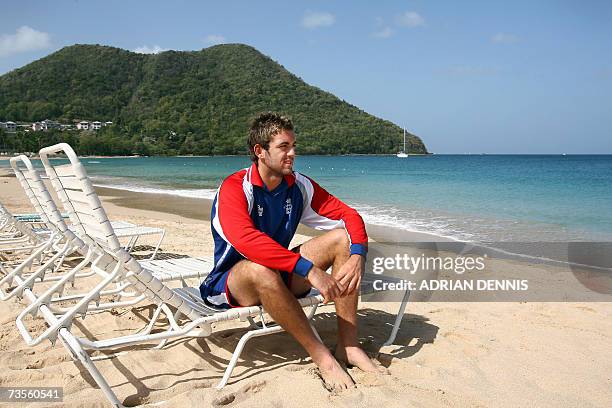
[154,307,183,349]
[383,289,410,346]
[149,230,165,260]
[51,246,71,274]
[125,236,137,252]
[59,329,124,408]
[216,325,284,389]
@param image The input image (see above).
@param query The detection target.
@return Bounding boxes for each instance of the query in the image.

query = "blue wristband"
[350,243,368,258]
[293,256,314,278]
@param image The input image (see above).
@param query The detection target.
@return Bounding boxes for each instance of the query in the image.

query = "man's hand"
[306,266,345,304]
[335,254,364,296]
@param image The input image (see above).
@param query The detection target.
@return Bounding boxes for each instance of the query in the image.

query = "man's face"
[259,130,296,176]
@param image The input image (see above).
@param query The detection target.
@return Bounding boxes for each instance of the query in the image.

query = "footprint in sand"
[329,388,365,406]
[349,368,389,387]
[123,380,213,407]
[0,349,70,370]
[284,363,306,372]
[0,369,47,385]
[212,393,235,406]
[212,380,267,407]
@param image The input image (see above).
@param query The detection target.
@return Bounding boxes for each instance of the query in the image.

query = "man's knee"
[329,229,350,255]
[243,262,285,291]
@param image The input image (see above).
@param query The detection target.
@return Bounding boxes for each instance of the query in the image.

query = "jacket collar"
[249,162,295,188]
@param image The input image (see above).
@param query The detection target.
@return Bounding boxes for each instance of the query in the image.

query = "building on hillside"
[32,122,44,131]
[41,119,61,131]
[4,121,17,133]
[104,121,113,126]
[77,121,90,130]
[91,121,102,130]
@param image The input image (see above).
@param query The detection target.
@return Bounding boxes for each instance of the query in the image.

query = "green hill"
[0,44,428,156]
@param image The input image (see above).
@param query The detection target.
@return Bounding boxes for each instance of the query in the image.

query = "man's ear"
[254,144,266,161]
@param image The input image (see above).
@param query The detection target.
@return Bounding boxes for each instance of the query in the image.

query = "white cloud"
[301,11,335,29]
[204,35,226,45]
[396,11,425,28]
[373,27,394,39]
[133,45,167,54]
[0,26,51,57]
[491,33,519,44]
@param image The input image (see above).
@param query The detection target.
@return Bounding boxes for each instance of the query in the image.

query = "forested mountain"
[0,44,428,155]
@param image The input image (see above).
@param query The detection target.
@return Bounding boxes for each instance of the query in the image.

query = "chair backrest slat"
[63,188,96,207]
[54,163,76,177]
[56,175,84,191]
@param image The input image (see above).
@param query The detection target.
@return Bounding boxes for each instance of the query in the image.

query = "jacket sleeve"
[217,176,313,277]
[301,175,368,257]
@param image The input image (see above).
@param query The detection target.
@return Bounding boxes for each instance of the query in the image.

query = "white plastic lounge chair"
[0,165,97,298]
[2,154,211,307]
[5,155,142,267]
[5,160,166,259]
[14,143,409,407]
[0,202,49,247]
[0,201,66,284]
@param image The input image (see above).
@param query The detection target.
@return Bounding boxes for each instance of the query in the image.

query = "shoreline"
[96,185,612,274]
[95,184,451,243]
[0,152,433,162]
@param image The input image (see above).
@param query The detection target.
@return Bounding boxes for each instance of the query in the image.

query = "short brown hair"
[247,112,293,162]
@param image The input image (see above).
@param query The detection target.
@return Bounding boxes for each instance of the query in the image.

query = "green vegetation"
[0,44,428,156]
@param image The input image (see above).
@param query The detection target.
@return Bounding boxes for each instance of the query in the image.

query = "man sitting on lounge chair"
[200,112,382,390]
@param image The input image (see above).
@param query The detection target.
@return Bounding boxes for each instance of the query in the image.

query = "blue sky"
[1,0,611,153]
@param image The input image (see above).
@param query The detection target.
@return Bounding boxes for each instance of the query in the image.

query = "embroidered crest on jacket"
[284,198,292,215]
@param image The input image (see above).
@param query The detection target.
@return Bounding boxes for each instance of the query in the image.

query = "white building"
[91,121,102,130]
[41,119,60,131]
[5,121,16,133]
[77,121,90,130]
[32,122,44,131]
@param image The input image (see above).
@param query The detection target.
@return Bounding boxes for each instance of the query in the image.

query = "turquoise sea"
[4,155,612,242]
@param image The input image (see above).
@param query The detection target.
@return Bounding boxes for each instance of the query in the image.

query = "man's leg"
[226,260,354,390]
[294,229,383,373]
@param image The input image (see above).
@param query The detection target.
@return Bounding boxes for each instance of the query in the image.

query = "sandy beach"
[0,167,610,407]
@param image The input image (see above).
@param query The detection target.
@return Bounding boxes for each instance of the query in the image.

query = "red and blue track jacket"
[200,162,368,295]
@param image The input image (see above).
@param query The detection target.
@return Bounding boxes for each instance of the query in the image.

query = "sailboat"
[397,128,408,158]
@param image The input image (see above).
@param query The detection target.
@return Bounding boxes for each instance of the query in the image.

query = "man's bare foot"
[335,345,389,374]
[312,353,355,391]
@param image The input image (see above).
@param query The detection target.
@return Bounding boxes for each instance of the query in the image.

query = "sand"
[0,167,611,407]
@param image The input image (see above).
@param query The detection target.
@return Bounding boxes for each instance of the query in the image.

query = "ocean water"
[5,155,612,242]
